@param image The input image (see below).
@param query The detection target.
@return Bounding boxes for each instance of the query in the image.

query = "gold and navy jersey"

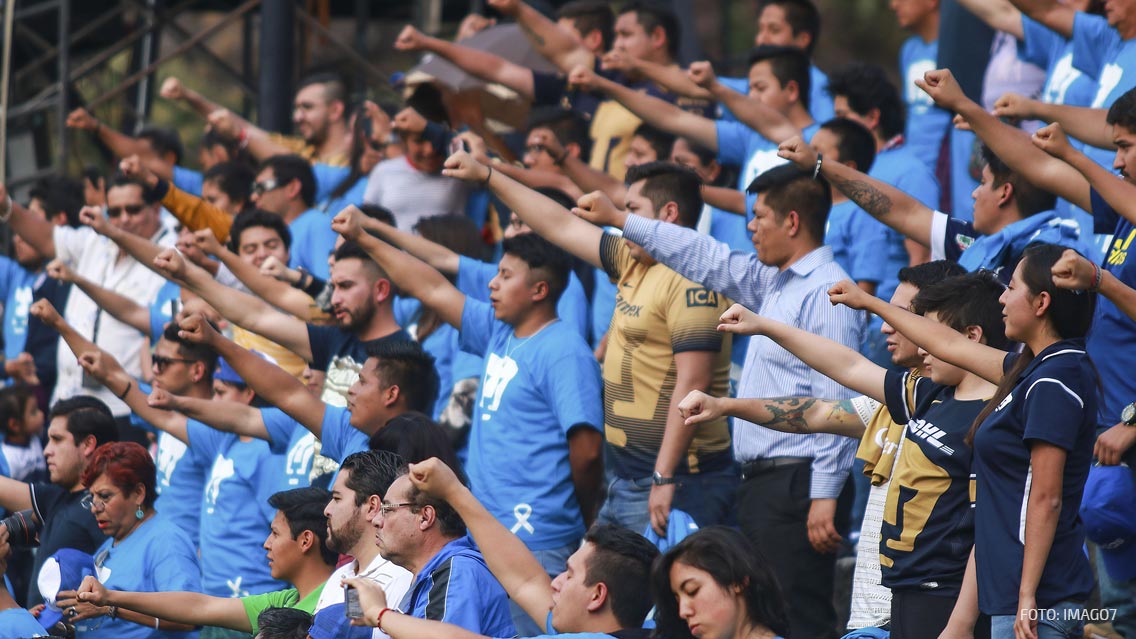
[599,233,732,478]
[881,370,982,596]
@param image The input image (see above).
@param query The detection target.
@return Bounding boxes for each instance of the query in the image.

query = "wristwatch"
[652,471,677,486]
[1122,402,1136,426]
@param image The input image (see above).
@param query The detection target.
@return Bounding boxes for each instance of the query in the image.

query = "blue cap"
[307,603,373,639]
[1080,464,1136,581]
[36,548,96,629]
[215,351,273,386]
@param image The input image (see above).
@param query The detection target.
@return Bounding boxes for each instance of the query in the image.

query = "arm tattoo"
[825,399,859,425]
[520,23,546,47]
[761,397,817,433]
[830,175,893,220]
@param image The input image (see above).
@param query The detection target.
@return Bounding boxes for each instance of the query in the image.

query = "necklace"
[504,318,558,358]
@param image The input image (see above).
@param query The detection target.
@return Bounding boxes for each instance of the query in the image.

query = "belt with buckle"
[739,456,812,480]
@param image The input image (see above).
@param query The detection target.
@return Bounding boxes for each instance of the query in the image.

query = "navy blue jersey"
[972,341,1098,614]
[882,371,980,596]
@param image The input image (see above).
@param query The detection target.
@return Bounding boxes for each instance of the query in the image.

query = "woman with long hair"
[832,243,1099,639]
[53,441,201,638]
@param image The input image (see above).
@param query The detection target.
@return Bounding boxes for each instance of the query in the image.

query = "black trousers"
[737,461,853,639]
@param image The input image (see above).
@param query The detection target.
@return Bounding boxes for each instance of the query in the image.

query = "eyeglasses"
[524,144,551,156]
[379,502,417,517]
[106,204,146,218]
[251,178,281,197]
[81,490,118,512]
[151,353,198,373]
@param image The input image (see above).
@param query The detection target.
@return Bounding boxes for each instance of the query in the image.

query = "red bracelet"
[376,607,394,631]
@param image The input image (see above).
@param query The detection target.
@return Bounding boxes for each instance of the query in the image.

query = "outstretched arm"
[394,26,534,100]
[406,458,554,626]
[569,65,719,151]
[994,95,1113,150]
[693,62,801,145]
[1032,123,1136,225]
[602,52,713,100]
[716,304,888,402]
[521,129,626,202]
[0,183,56,259]
[66,108,151,160]
[190,230,317,320]
[956,0,1024,39]
[176,313,326,437]
[46,260,152,336]
[678,391,869,439]
[152,249,314,362]
[78,577,252,633]
[778,136,934,246]
[918,70,1093,211]
[149,388,270,441]
[333,207,466,329]
[442,151,604,267]
[1005,0,1075,38]
[358,217,462,275]
[489,0,593,72]
[159,77,227,120]
[829,280,1007,383]
[1052,248,1136,321]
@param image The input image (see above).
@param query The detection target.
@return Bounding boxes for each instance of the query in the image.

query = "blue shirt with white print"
[460,299,602,550]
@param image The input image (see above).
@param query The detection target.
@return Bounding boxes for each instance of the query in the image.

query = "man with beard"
[0,176,81,401]
[316,450,412,611]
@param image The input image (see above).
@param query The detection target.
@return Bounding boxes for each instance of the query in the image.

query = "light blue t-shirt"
[0,258,38,362]
[459,299,602,551]
[456,256,589,340]
[1072,12,1136,185]
[716,120,820,220]
[900,36,951,178]
[261,407,316,493]
[719,64,834,124]
[147,281,183,343]
[288,208,339,281]
[870,144,939,305]
[0,607,47,638]
[319,405,370,464]
[77,516,201,639]
[826,200,896,290]
[188,421,286,598]
[312,164,353,206]
[172,166,204,197]
[394,296,484,420]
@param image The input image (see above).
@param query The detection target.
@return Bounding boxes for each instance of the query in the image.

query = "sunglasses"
[251,178,281,197]
[151,353,198,373]
[106,204,146,218]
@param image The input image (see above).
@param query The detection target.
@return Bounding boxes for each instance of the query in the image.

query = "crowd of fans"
[1,1,1136,639]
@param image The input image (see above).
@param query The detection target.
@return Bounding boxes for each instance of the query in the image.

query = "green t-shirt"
[241,582,326,632]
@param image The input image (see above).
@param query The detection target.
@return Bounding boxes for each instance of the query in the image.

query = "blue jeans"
[509,541,576,637]
[990,601,1084,639]
[596,466,739,534]
[1096,547,1136,638]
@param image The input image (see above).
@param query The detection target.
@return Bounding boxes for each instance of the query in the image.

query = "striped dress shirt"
[622,216,866,498]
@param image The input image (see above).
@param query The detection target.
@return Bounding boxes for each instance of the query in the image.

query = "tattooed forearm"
[826,399,858,425]
[761,397,816,433]
[831,176,893,220]
[520,22,546,47]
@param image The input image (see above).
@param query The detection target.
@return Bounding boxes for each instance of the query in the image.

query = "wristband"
[377,607,394,631]
[813,153,823,179]
[237,127,250,150]
[153,616,160,630]
[117,381,133,400]
[108,606,118,620]
[1091,263,1102,292]
[482,165,493,188]
[0,194,12,223]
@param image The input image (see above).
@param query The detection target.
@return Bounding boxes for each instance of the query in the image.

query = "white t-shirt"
[316,552,413,639]
[52,225,176,416]
[363,157,471,231]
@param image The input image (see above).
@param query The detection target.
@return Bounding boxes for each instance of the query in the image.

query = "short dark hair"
[581,525,660,629]
[820,117,877,174]
[369,412,465,483]
[397,465,467,538]
[332,241,389,283]
[340,449,403,507]
[29,176,85,227]
[109,173,160,205]
[49,396,117,448]
[652,527,789,639]
[255,607,312,639]
[618,1,680,60]
[364,340,439,415]
[980,145,1056,218]
[1106,85,1136,132]
[624,161,703,228]
[203,161,256,210]
[261,155,316,207]
[161,321,220,378]
[358,204,397,227]
[746,163,830,242]
[528,109,592,161]
[228,209,293,254]
[500,233,572,306]
[139,126,184,165]
[268,487,338,567]
[825,62,906,141]
[896,260,967,290]
[631,124,676,164]
[911,271,1012,351]
[297,71,347,107]
[758,0,821,54]
[555,0,615,51]
[748,45,812,111]
[0,386,35,438]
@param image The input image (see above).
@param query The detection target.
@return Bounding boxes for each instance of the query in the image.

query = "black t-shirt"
[27,483,105,606]
[306,324,413,404]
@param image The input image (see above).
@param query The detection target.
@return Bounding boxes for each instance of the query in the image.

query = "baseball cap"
[215,351,274,385]
[37,548,96,629]
[1080,464,1136,581]
[307,603,373,639]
